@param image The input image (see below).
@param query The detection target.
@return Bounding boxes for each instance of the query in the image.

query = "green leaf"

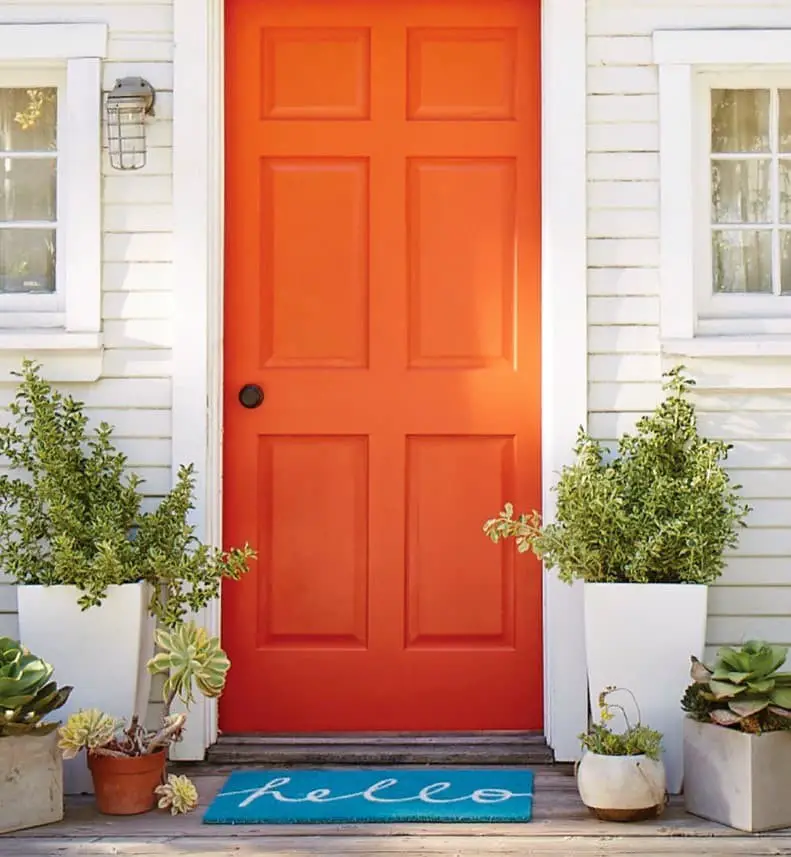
[709,680,746,700]
[710,708,744,726]
[729,699,769,718]
[746,678,775,694]
[712,669,752,684]
[770,687,791,709]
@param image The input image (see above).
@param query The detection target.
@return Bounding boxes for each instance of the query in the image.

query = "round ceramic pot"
[88,750,166,815]
[577,752,666,822]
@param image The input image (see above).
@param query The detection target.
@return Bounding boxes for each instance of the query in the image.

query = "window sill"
[0,331,103,382]
[662,335,791,358]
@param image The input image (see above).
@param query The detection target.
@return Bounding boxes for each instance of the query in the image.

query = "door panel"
[223,0,542,733]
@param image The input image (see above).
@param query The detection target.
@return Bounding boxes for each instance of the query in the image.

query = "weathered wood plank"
[3,837,791,856]
[4,768,791,854]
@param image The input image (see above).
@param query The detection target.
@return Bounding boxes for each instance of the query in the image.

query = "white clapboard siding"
[587,0,791,654]
[104,262,172,292]
[0,2,174,714]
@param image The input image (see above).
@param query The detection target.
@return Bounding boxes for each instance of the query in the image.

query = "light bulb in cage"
[106,77,156,171]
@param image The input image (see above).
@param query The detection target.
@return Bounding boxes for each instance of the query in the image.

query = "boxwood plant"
[483,366,750,584]
[0,360,253,625]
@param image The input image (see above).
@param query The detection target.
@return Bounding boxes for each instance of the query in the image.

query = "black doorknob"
[239,384,265,409]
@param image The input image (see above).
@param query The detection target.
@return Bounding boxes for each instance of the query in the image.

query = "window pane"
[0,89,57,152]
[712,230,772,293]
[779,91,791,152]
[711,159,771,223]
[711,89,770,153]
[779,160,791,223]
[781,232,791,294]
[0,158,56,222]
[0,229,55,293]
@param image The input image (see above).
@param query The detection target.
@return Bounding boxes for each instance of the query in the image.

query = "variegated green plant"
[147,621,230,712]
[682,640,791,732]
[0,637,71,736]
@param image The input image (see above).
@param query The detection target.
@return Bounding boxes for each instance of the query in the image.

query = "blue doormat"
[203,768,534,824]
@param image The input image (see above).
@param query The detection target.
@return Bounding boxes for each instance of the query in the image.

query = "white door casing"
[170,0,588,762]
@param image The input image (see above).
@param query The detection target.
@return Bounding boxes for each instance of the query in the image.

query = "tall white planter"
[16,582,155,795]
[584,582,707,796]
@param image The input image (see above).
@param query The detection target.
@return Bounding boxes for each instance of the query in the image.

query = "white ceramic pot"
[16,582,155,795]
[577,751,666,821]
[583,582,707,795]
[684,718,791,831]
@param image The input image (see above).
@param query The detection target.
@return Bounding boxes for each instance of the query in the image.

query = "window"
[0,72,63,314]
[0,23,106,377]
[654,29,791,355]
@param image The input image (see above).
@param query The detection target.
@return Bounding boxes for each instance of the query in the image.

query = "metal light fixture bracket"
[105,77,157,171]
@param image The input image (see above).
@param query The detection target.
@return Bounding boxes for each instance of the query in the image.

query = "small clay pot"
[88,750,166,815]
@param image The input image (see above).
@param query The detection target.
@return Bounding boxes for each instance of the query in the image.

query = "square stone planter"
[0,731,63,834]
[684,718,791,831]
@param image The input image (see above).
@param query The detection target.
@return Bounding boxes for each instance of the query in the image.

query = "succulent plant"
[58,709,186,759]
[155,774,199,815]
[147,621,230,710]
[579,686,663,760]
[0,637,72,736]
[58,709,121,758]
[682,640,791,733]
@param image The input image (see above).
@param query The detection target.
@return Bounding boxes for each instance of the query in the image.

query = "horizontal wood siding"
[588,0,791,658]
[0,2,173,722]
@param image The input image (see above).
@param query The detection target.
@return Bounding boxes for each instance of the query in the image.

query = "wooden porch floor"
[3,767,791,855]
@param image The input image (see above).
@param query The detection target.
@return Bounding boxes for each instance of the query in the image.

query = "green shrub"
[0,360,253,623]
[483,366,750,584]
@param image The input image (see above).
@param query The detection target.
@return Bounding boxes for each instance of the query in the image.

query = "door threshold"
[206,731,554,766]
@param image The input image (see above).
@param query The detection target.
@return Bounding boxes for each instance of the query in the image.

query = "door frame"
[170,0,588,762]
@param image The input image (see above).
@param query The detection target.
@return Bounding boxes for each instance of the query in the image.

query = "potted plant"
[681,640,791,831]
[0,637,72,833]
[58,621,226,815]
[577,686,665,822]
[483,366,750,794]
[0,361,253,791]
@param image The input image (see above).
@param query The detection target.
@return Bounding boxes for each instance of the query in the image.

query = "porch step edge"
[206,734,554,766]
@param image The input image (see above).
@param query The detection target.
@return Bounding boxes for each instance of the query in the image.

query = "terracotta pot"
[87,750,166,815]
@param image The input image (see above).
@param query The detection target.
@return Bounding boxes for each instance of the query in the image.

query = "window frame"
[654,29,791,355]
[694,70,791,323]
[0,24,106,356]
[0,66,66,317]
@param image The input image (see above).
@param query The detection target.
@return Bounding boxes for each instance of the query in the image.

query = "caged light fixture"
[105,77,156,171]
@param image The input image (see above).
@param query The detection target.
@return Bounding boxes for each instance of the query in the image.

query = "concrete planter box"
[684,718,791,831]
[584,583,708,795]
[0,731,63,834]
[17,582,155,794]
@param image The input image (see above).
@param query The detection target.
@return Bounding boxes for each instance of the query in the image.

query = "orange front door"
[223,0,542,732]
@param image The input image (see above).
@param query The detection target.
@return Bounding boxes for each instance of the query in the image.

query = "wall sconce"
[105,77,156,171]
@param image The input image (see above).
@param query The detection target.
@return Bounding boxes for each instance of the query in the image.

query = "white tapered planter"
[16,582,155,795]
[583,582,708,796]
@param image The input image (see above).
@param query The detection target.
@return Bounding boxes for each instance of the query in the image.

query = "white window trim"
[0,23,106,376]
[654,28,791,357]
